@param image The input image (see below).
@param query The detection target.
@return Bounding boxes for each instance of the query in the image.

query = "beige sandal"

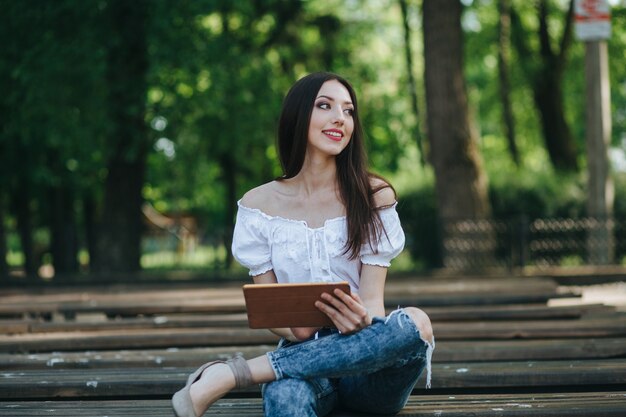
[172,355,253,417]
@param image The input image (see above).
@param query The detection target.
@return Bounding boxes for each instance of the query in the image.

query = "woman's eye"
[345,108,354,116]
[317,102,330,110]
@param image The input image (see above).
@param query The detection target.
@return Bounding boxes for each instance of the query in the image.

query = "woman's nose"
[332,109,345,124]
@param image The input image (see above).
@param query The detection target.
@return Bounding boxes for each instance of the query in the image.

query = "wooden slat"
[2,315,625,353]
[354,391,626,417]
[1,304,613,336]
[1,359,625,400]
[0,327,280,353]
[2,392,626,416]
[0,277,566,317]
[432,316,626,339]
[0,319,33,334]
[423,303,614,321]
[2,303,613,336]
[2,338,626,370]
[0,277,559,304]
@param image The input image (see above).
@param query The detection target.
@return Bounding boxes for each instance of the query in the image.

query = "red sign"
[574,0,612,40]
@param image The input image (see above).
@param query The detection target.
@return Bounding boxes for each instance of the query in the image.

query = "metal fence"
[141,215,626,272]
[441,216,625,270]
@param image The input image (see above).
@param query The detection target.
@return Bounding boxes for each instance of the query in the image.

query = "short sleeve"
[360,204,406,267]
[231,202,273,276]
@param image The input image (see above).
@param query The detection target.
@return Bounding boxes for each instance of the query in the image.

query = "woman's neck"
[292,154,338,197]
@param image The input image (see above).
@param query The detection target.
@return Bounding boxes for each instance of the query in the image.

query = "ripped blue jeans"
[263,309,435,417]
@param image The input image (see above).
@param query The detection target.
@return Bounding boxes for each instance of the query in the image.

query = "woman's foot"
[188,363,236,416]
[173,356,251,417]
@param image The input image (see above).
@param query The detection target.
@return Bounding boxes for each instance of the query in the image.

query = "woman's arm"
[252,272,320,341]
[355,264,387,318]
[315,264,387,334]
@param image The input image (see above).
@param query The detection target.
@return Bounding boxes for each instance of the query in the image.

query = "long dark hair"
[277,72,393,259]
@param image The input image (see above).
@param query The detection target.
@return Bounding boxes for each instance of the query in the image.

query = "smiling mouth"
[323,130,343,141]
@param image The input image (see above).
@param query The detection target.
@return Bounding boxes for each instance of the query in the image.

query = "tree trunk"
[220,153,236,270]
[399,0,425,165]
[83,193,97,273]
[497,0,519,165]
[534,73,578,170]
[49,185,79,276]
[534,0,577,171]
[423,0,492,270]
[510,0,578,171]
[0,193,8,279]
[12,187,38,279]
[93,0,149,275]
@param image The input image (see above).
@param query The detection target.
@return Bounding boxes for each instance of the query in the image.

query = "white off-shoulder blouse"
[231,200,405,293]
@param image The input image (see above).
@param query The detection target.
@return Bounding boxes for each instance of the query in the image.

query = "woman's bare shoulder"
[240,181,285,213]
[240,182,273,209]
[369,176,396,208]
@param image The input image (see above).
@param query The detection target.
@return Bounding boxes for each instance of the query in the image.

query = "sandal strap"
[227,355,253,389]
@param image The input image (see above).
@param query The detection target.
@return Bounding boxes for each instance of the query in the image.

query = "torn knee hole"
[404,307,434,345]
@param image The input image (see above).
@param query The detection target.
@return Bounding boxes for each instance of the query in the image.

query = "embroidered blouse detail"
[232,200,405,293]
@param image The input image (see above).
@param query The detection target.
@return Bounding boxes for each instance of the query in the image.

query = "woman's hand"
[315,289,372,334]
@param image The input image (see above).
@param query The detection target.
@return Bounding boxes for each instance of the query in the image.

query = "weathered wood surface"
[2,337,626,370]
[2,392,626,417]
[1,359,625,400]
[0,276,624,416]
[0,303,615,336]
[2,316,625,353]
[0,277,572,318]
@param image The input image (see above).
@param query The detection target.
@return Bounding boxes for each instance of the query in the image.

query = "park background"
[2,0,626,284]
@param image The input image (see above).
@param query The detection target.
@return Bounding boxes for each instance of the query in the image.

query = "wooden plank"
[0,346,277,370]
[2,315,625,353]
[0,290,568,317]
[1,304,612,335]
[2,392,626,416]
[0,287,245,317]
[425,303,614,321]
[0,327,280,353]
[2,304,612,336]
[430,358,626,388]
[1,359,624,399]
[436,337,626,362]
[384,277,560,294]
[0,277,559,304]
[0,319,32,334]
[2,338,626,370]
[433,316,626,340]
[389,291,569,307]
[0,277,567,317]
[355,391,626,417]
[26,314,250,333]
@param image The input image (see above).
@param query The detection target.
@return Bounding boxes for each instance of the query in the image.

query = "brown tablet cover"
[243,282,351,329]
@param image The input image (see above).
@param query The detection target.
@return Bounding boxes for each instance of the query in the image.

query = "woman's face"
[307,79,355,158]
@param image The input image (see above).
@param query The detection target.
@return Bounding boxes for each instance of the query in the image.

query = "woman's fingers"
[315,290,371,333]
[315,300,352,332]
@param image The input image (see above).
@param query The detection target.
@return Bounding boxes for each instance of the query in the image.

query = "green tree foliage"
[143,0,415,267]
[2,0,626,278]
[1,0,107,278]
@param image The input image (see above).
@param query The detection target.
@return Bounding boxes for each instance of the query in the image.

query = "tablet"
[242,282,351,329]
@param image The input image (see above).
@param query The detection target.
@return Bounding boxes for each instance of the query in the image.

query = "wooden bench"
[1,276,625,416]
[4,392,626,417]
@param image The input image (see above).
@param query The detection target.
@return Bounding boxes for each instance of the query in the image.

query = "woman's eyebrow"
[316,95,353,105]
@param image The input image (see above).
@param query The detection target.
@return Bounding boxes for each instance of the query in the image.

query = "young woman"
[172,72,434,417]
